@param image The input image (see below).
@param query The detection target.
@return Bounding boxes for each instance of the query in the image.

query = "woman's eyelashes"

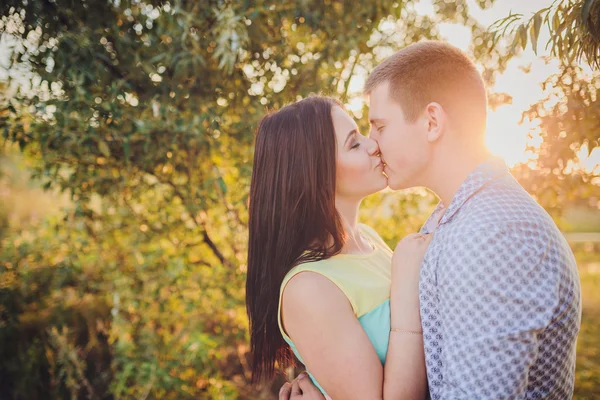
[350,130,366,149]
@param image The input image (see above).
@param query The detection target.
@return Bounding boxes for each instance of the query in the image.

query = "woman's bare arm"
[382,234,430,400]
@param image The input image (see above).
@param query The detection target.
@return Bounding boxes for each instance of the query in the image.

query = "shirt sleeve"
[436,223,560,398]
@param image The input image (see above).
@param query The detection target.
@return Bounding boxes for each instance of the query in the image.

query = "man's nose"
[367,138,381,156]
[369,129,379,141]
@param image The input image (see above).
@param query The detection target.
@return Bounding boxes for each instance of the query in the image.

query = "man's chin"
[387,177,414,191]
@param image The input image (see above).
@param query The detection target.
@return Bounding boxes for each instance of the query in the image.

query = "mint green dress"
[277,224,392,396]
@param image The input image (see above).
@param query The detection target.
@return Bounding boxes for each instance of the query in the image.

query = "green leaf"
[123,140,131,165]
[518,24,528,50]
[217,176,228,194]
[582,0,594,22]
[149,53,167,64]
[98,140,111,157]
[530,13,542,54]
[552,11,560,32]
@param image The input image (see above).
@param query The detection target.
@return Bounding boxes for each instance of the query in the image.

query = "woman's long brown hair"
[246,96,345,383]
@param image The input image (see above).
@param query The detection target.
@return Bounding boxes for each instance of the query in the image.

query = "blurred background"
[0,0,598,399]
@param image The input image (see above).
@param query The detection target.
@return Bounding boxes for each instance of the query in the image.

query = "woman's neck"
[335,197,373,255]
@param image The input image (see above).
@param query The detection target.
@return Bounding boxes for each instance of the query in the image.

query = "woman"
[246,96,430,399]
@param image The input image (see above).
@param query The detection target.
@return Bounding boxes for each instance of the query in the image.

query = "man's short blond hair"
[365,41,487,135]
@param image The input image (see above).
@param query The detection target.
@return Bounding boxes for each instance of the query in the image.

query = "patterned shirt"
[419,158,582,399]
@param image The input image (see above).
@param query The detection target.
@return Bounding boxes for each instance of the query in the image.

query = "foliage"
[489,0,600,68]
[512,64,599,215]
[573,251,600,399]
[488,0,600,215]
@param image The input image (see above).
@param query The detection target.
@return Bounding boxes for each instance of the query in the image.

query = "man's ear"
[424,102,445,143]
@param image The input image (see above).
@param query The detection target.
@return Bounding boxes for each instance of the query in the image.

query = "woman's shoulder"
[279,259,359,316]
[279,257,349,299]
[281,258,337,287]
[281,271,353,325]
[282,270,345,303]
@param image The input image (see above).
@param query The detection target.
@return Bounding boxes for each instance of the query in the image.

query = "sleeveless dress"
[277,224,393,396]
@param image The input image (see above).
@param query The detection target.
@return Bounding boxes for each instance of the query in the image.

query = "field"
[574,248,600,399]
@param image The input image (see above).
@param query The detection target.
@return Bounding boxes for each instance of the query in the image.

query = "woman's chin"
[344,174,388,198]
[357,183,387,198]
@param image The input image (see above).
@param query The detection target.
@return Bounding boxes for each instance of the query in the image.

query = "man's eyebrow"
[344,129,357,145]
[369,118,386,125]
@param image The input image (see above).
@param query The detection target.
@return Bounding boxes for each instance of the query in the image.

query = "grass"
[574,249,600,399]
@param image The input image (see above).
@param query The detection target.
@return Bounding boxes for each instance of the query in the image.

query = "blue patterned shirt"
[419,158,581,399]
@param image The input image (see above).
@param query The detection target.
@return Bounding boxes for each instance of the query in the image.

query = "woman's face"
[332,106,387,199]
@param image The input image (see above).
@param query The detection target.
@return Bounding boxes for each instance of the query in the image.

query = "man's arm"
[437,225,557,398]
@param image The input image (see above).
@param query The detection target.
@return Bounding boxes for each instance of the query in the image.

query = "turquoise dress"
[277,224,392,396]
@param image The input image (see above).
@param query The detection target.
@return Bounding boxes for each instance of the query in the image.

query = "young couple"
[246,41,581,400]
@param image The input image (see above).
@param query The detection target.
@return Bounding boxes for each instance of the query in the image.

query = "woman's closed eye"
[350,133,363,149]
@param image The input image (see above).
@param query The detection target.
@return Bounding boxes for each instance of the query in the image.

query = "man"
[280,41,581,399]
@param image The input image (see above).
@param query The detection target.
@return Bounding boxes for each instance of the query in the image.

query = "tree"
[490,0,600,67]
[489,0,600,215]
[514,64,599,215]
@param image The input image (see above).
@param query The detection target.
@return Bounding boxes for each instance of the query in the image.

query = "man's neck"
[424,148,492,206]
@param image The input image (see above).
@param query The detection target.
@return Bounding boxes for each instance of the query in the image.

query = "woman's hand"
[390,233,433,322]
[279,373,327,400]
[392,233,433,279]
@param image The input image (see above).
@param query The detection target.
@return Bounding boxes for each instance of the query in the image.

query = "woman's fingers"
[280,372,324,399]
[291,378,302,397]
[279,382,292,400]
[297,374,326,399]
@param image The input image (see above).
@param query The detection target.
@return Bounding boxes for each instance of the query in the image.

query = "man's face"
[368,81,431,190]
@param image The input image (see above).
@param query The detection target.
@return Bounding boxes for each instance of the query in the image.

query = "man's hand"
[278,373,327,400]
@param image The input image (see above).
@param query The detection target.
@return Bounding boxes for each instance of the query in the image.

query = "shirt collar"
[420,157,509,234]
